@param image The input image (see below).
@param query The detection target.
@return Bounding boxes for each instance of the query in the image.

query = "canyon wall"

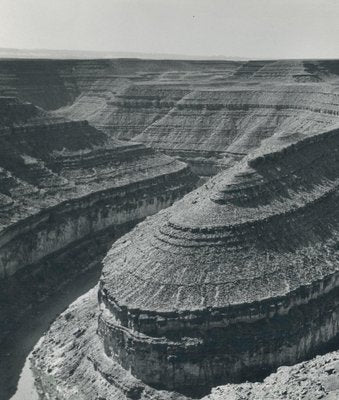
[32,289,339,400]
[2,59,339,175]
[0,98,198,278]
[32,124,339,399]
[1,57,339,399]
[96,126,339,395]
[0,59,240,110]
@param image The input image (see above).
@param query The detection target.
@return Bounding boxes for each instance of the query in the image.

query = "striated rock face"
[132,83,339,174]
[55,59,339,176]
[2,59,339,175]
[32,289,190,400]
[32,124,339,399]
[0,98,198,279]
[206,352,339,399]
[0,59,240,110]
[2,57,337,398]
[96,127,339,395]
[31,282,339,400]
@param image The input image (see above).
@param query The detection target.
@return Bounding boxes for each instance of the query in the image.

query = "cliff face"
[133,84,339,174]
[32,289,339,400]
[2,57,339,399]
[97,127,339,395]
[0,98,197,279]
[2,59,339,176]
[205,351,339,400]
[53,59,339,177]
[0,59,240,110]
[32,124,339,399]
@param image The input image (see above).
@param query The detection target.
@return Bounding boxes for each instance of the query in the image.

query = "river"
[0,266,101,400]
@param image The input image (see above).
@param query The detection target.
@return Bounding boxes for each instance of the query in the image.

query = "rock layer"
[96,126,339,396]
[206,352,339,400]
[32,124,339,399]
[0,98,197,278]
[32,287,339,400]
[132,84,339,174]
[2,59,339,175]
[4,57,338,398]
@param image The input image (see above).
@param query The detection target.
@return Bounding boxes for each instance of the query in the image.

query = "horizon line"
[0,46,339,62]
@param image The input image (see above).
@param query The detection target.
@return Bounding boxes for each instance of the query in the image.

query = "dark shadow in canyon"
[2,213,339,400]
[151,335,339,399]
[0,220,141,400]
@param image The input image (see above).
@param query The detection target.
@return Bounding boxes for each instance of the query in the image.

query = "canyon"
[1,58,339,399]
[0,78,197,398]
[3,59,339,175]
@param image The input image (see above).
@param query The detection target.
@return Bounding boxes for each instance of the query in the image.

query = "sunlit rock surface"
[32,289,189,400]
[33,124,339,399]
[206,353,339,400]
[0,96,197,279]
[2,57,339,399]
[32,289,339,400]
[2,59,339,175]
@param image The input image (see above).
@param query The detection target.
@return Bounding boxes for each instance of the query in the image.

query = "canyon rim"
[0,57,337,400]
[1,1,339,400]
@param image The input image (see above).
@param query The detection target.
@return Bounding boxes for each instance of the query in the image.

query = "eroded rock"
[31,125,339,398]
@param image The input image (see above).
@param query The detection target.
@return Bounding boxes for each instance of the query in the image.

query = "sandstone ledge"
[31,289,339,400]
[0,111,198,279]
[95,125,339,394]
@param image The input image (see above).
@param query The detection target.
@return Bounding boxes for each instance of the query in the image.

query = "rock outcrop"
[32,124,339,398]
[2,59,339,176]
[133,83,339,174]
[32,288,339,400]
[0,97,197,279]
[1,57,339,399]
[206,352,339,400]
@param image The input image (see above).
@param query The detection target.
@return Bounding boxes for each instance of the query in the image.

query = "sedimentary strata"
[32,289,339,400]
[0,98,197,279]
[133,83,339,174]
[2,59,339,175]
[206,352,339,400]
[2,57,339,398]
[33,124,339,398]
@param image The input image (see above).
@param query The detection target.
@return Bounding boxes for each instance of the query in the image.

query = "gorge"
[1,58,339,400]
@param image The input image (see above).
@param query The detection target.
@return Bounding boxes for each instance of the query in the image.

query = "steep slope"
[133,83,339,174]
[0,98,198,279]
[32,289,339,400]
[206,352,339,399]
[2,59,339,176]
[2,57,339,399]
[32,124,339,398]
[0,59,241,110]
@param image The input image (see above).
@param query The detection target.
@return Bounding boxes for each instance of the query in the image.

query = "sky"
[0,0,338,59]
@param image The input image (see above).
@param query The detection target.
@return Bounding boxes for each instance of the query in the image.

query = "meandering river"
[1,266,101,400]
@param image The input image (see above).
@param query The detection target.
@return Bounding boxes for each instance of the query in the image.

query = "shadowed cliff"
[1,57,339,400]
[32,123,339,399]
